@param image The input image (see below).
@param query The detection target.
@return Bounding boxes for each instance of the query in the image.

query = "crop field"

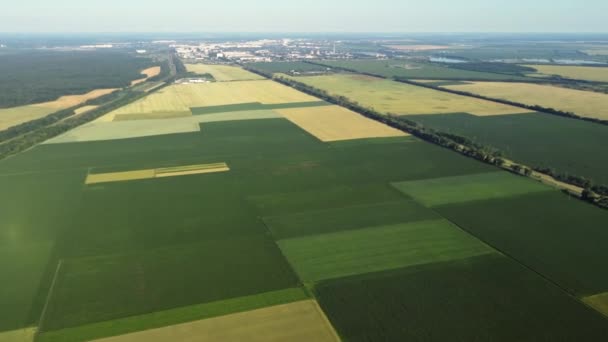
[392,171,552,207]
[0,328,35,342]
[318,59,533,81]
[131,66,162,86]
[315,254,608,341]
[525,64,608,82]
[445,81,608,120]
[435,191,608,297]
[277,219,494,283]
[184,63,264,81]
[248,61,333,74]
[276,105,407,141]
[408,112,608,184]
[288,74,529,115]
[94,300,339,342]
[3,63,608,341]
[104,80,317,118]
[584,293,608,317]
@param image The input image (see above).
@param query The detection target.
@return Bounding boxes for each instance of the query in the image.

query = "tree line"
[244,65,608,210]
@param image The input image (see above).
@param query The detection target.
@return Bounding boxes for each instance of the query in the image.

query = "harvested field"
[277,219,494,282]
[525,64,608,82]
[190,101,329,115]
[74,105,99,115]
[130,66,161,86]
[291,74,529,116]
[276,105,407,142]
[36,89,118,109]
[583,293,608,317]
[0,327,36,342]
[85,163,229,184]
[445,81,608,120]
[38,288,309,342]
[185,64,264,81]
[0,105,56,130]
[92,300,338,342]
[106,81,317,118]
[392,171,552,207]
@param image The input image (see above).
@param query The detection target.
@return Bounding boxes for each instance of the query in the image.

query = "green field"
[277,219,494,283]
[315,254,608,342]
[317,59,533,81]
[436,191,608,296]
[407,112,608,184]
[392,171,552,206]
[190,100,329,115]
[38,288,308,342]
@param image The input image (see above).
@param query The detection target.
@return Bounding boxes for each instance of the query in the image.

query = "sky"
[1,0,606,33]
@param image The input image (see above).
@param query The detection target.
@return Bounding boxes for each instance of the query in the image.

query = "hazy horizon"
[1,0,607,34]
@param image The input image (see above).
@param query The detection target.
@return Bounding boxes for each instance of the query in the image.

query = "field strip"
[85,162,229,184]
[277,219,495,283]
[36,260,63,335]
[91,300,339,342]
[392,171,553,207]
[583,292,608,317]
[276,105,408,142]
[190,100,329,115]
[37,288,308,342]
[0,327,36,342]
[185,64,265,81]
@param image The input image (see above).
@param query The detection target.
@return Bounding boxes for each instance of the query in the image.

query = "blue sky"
[1,0,606,33]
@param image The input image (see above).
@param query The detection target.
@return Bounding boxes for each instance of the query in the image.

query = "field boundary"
[35,260,63,337]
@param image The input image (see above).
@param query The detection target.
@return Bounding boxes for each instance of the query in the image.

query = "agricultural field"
[275,105,407,141]
[287,74,528,115]
[407,112,608,184]
[2,64,608,342]
[130,66,162,86]
[318,59,533,80]
[103,80,317,119]
[524,64,608,82]
[444,81,608,120]
[185,63,264,81]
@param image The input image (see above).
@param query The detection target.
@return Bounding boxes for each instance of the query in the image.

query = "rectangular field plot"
[289,74,528,116]
[263,200,440,240]
[406,112,608,184]
[525,64,608,82]
[85,162,229,184]
[185,64,265,81]
[278,219,494,283]
[276,105,408,142]
[190,101,329,115]
[92,300,339,342]
[392,171,552,207]
[105,81,317,118]
[445,81,608,120]
[315,254,608,342]
[436,191,608,296]
[0,328,36,342]
[41,235,300,331]
[37,288,308,342]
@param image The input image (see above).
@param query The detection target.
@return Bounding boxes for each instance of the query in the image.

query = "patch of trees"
[0,51,155,108]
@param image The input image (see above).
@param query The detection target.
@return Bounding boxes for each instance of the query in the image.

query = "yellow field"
[445,81,608,120]
[105,80,317,119]
[0,327,35,342]
[583,292,608,317]
[93,300,339,342]
[185,64,265,81]
[74,105,99,115]
[0,89,117,130]
[525,64,608,82]
[277,105,408,142]
[85,163,229,184]
[290,74,528,116]
[131,66,162,86]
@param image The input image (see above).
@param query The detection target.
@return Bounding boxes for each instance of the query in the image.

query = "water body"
[430,57,468,64]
